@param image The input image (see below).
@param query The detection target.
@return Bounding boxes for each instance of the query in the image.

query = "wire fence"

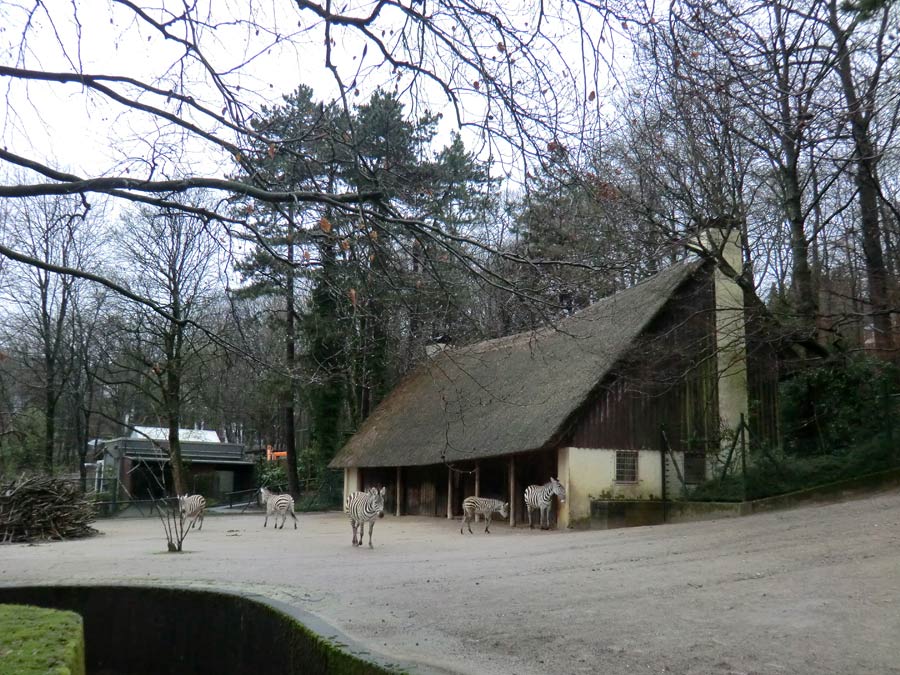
[81,470,345,518]
[669,405,900,503]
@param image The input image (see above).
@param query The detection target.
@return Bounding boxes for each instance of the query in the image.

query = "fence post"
[740,413,747,501]
[661,427,686,494]
[659,426,667,523]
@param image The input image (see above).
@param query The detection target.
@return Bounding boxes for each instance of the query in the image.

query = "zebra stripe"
[178,494,206,530]
[460,496,509,534]
[345,487,386,548]
[524,477,566,530]
[259,487,298,530]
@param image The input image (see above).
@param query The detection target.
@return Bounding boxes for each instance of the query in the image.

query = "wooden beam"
[474,461,481,521]
[508,455,516,527]
[395,466,402,517]
[447,466,453,519]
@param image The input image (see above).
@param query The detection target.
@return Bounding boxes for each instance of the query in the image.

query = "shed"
[329,233,779,528]
[95,426,255,501]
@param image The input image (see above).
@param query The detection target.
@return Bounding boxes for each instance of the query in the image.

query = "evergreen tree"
[238,88,497,475]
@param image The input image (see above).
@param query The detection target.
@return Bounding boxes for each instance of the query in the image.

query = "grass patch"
[0,604,85,675]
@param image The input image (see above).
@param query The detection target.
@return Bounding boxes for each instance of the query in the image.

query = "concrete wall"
[558,447,664,528]
[343,467,360,504]
[0,585,397,675]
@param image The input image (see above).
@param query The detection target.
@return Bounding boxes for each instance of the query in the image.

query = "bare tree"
[0,0,614,317]
[613,0,900,355]
[657,0,843,336]
[66,285,110,491]
[0,194,98,472]
[109,201,221,495]
[824,0,900,352]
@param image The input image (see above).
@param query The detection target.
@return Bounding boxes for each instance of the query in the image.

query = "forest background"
[2,0,899,501]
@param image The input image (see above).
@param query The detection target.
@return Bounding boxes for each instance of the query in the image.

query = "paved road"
[2,490,899,675]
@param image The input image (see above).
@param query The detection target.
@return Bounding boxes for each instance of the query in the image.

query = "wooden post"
[474,461,481,522]
[739,414,747,502]
[508,454,516,527]
[659,428,667,524]
[395,466,403,517]
[447,466,453,519]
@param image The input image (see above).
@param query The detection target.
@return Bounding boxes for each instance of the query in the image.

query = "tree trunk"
[829,1,893,353]
[168,399,187,496]
[856,150,893,352]
[785,173,817,334]
[283,215,301,498]
[76,404,87,493]
[43,386,56,474]
[774,0,817,337]
[165,334,188,496]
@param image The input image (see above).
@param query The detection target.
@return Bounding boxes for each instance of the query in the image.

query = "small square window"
[684,453,707,484]
[616,451,638,483]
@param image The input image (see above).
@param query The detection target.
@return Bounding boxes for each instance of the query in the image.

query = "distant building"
[93,426,255,501]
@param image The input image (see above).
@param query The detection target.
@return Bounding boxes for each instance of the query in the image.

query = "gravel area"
[2,490,899,675]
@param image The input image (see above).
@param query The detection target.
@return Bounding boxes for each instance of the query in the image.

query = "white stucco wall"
[558,447,664,528]
[343,467,360,503]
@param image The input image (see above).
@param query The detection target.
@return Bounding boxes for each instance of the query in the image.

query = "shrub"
[779,354,899,456]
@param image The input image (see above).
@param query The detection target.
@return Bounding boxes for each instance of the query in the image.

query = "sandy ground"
[2,490,900,675]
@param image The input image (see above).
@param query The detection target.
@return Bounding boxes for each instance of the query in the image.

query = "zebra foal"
[178,494,206,530]
[259,487,298,529]
[460,496,509,534]
[524,477,566,530]
[345,487,386,548]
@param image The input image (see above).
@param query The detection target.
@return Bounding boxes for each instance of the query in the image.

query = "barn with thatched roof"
[329,231,779,528]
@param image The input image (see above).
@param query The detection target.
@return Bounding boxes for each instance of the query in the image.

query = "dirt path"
[2,490,899,675]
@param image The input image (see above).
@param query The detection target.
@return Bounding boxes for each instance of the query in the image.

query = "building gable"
[330,259,705,469]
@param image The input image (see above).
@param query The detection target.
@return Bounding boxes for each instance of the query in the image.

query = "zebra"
[259,487,298,529]
[178,494,206,530]
[460,496,509,534]
[345,486,386,548]
[524,477,566,530]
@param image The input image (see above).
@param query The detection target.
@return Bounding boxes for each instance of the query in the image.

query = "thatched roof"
[330,259,704,468]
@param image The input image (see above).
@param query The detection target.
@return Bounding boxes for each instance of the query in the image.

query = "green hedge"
[0,604,85,675]
[690,436,900,502]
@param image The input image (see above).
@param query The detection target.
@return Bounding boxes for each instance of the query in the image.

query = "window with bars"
[615,451,638,483]
[684,453,707,484]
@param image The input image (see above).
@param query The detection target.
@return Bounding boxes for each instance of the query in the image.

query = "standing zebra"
[524,477,566,530]
[178,494,206,530]
[460,497,509,534]
[345,486,386,548]
[259,487,298,529]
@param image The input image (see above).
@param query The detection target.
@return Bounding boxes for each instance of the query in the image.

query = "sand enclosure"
[2,490,899,675]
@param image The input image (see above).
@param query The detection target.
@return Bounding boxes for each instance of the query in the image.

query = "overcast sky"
[0,0,618,188]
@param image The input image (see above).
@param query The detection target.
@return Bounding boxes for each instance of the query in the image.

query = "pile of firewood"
[0,476,99,543]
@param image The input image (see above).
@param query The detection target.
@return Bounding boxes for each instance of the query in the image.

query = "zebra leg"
[197,514,203,531]
[467,509,475,534]
[527,507,534,529]
[460,511,466,535]
[351,519,358,546]
[290,509,298,530]
[264,511,269,528]
[484,513,492,534]
[541,505,549,530]
[368,519,375,548]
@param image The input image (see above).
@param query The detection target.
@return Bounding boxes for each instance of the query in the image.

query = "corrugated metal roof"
[329,258,704,468]
[130,426,222,443]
